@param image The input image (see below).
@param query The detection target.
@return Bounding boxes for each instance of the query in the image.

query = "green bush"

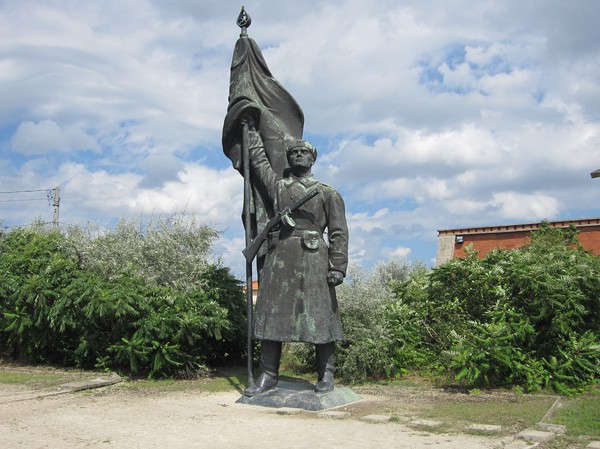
[3,217,598,392]
[63,214,218,291]
[0,227,79,363]
[386,266,437,374]
[402,222,600,393]
[0,217,246,378]
[335,260,429,383]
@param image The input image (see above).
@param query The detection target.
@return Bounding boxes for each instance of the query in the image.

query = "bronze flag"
[222,14,304,255]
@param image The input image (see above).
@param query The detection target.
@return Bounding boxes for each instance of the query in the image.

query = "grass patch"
[550,386,600,438]
[0,371,68,388]
[121,368,246,394]
[365,382,559,435]
[421,396,556,430]
[364,374,447,389]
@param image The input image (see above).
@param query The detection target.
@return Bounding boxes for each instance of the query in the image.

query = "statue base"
[236,379,363,411]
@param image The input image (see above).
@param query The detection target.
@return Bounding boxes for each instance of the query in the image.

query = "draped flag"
[222,12,304,254]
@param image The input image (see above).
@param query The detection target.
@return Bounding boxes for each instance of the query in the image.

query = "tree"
[411,222,600,392]
[0,216,247,378]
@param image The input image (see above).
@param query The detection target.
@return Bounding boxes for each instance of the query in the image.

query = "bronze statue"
[242,118,348,396]
[223,8,349,397]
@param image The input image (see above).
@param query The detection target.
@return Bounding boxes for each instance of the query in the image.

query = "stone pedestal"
[236,380,362,411]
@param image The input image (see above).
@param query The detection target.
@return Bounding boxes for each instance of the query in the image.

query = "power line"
[0,189,50,194]
[0,198,47,203]
[0,186,60,228]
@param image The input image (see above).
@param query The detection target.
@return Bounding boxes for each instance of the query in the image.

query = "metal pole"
[241,121,255,388]
[52,186,60,228]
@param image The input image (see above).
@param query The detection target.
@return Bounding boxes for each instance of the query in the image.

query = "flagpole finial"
[237,6,252,37]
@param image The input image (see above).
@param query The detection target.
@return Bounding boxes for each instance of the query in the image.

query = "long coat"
[250,146,348,344]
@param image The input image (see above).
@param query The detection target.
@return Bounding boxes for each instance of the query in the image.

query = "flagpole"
[241,119,255,389]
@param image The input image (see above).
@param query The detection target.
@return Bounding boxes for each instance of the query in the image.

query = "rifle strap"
[283,181,321,236]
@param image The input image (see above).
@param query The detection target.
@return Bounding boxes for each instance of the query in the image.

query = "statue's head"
[286,139,317,164]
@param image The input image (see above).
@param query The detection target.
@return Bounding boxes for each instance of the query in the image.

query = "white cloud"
[58,163,143,213]
[1,0,599,278]
[443,191,560,222]
[492,192,560,220]
[139,153,183,188]
[11,120,100,154]
[385,246,412,259]
[129,163,242,226]
[318,124,504,190]
[0,1,227,155]
[20,160,242,233]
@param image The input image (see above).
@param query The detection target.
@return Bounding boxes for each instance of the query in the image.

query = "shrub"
[0,227,79,363]
[0,217,246,378]
[386,266,436,374]
[63,213,218,291]
[417,222,600,392]
[335,260,429,383]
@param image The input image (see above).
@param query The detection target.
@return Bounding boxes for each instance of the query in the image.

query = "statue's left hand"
[327,270,344,287]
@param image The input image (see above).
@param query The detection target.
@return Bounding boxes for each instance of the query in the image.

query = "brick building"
[436,217,600,266]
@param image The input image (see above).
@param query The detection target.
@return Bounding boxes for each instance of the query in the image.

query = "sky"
[1,0,599,279]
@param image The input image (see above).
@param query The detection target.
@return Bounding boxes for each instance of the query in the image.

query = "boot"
[314,342,336,393]
[243,340,282,397]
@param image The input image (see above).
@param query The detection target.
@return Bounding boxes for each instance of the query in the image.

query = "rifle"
[242,188,320,262]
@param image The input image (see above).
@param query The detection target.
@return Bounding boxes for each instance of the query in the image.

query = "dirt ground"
[0,369,532,449]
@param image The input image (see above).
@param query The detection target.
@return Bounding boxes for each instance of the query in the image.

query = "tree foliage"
[390,222,600,393]
[334,260,429,382]
[2,217,599,392]
[328,222,600,393]
[0,216,246,378]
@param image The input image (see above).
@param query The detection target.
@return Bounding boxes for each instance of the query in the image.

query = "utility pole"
[52,186,60,228]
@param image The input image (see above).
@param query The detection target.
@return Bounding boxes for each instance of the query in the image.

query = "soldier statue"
[242,116,349,396]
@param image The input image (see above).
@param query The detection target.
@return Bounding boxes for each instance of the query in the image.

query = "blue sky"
[1,0,599,279]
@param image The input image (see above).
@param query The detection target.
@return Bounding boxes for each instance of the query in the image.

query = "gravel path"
[0,382,520,449]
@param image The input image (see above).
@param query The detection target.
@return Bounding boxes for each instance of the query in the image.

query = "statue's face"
[288,147,314,171]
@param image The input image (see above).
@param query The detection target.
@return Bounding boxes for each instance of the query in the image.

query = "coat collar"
[284,174,319,188]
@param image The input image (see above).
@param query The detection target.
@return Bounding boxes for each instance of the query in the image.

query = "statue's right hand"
[240,113,256,131]
[248,130,263,150]
[241,113,263,149]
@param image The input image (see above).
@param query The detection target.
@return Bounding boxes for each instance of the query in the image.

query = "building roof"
[438,217,600,236]
[242,280,259,292]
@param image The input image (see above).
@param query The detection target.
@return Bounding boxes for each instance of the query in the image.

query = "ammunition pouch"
[301,230,321,251]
